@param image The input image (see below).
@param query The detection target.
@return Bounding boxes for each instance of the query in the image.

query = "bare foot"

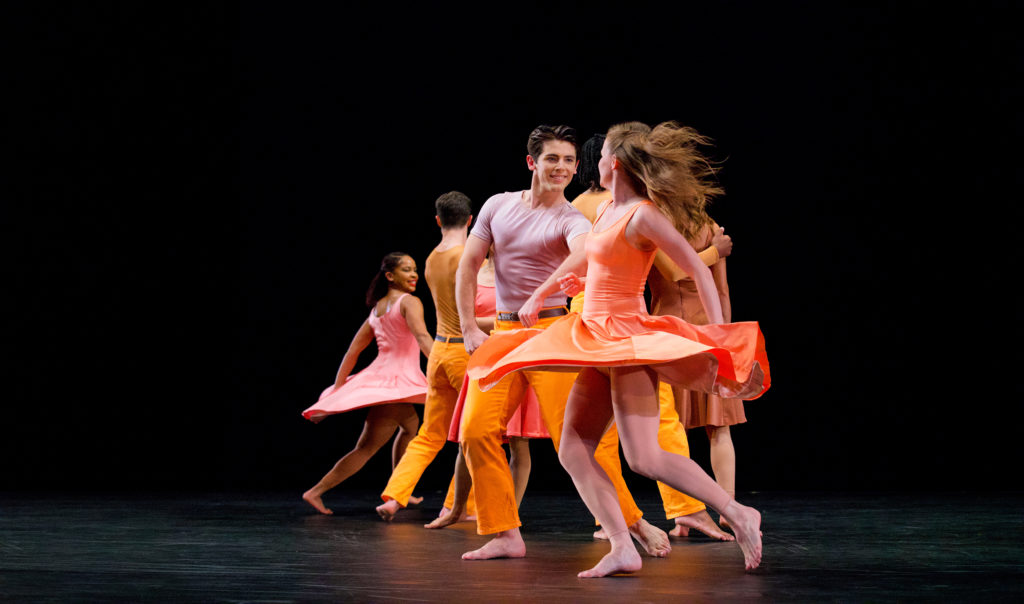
[668,510,735,541]
[593,527,607,540]
[628,518,671,558]
[719,515,731,530]
[424,507,462,529]
[376,499,401,522]
[722,500,762,570]
[408,495,424,505]
[461,530,526,560]
[578,545,643,578]
[302,490,332,515]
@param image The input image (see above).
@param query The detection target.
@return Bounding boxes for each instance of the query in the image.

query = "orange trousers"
[460,312,644,535]
[381,339,476,515]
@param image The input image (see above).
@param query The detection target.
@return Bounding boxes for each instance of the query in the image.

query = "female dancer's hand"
[558,273,585,297]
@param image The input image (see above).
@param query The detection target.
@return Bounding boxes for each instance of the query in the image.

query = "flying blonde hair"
[606,121,723,242]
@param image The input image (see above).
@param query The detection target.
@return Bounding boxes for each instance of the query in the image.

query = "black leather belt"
[435,335,464,343]
[496,307,568,322]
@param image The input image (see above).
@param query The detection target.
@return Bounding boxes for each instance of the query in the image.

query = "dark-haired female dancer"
[302,252,434,515]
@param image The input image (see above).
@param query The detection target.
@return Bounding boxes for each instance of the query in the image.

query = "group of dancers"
[299,122,770,577]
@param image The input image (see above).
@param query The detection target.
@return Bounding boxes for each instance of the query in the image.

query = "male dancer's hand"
[462,324,489,354]
[517,294,544,328]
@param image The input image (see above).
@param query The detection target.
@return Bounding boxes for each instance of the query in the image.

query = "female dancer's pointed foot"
[629,518,671,557]
[578,545,643,578]
[668,510,735,541]
[424,507,462,529]
[594,520,671,557]
[461,531,526,560]
[302,490,333,515]
[723,500,762,570]
[376,499,401,522]
[408,495,424,505]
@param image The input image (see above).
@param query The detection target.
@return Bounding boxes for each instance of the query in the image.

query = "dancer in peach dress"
[469,122,770,576]
[301,252,434,515]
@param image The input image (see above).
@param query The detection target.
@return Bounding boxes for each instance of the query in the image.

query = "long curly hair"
[606,121,723,242]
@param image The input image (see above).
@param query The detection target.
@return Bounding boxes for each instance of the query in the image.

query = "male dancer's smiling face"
[386,255,419,293]
[527,139,578,193]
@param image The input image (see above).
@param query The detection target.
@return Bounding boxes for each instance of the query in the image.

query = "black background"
[7,2,1021,496]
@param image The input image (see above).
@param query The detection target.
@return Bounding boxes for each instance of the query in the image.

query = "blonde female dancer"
[469,122,769,576]
[302,252,434,515]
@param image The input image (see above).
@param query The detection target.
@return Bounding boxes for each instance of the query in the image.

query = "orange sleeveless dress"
[468,202,769,401]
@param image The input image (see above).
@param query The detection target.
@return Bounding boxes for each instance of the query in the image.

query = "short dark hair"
[435,191,472,228]
[575,134,606,191]
[527,125,577,161]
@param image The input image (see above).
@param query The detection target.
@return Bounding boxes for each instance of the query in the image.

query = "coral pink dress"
[447,284,549,442]
[468,202,770,401]
[302,293,427,421]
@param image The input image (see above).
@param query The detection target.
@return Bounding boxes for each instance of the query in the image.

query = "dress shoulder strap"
[592,199,613,225]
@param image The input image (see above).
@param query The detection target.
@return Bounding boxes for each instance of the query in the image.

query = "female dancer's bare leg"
[390,404,424,506]
[610,366,761,570]
[558,368,642,578]
[302,404,413,515]
[424,446,472,528]
[508,436,531,507]
[708,424,736,527]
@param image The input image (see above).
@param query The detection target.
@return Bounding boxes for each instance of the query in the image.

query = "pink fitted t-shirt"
[470,191,592,311]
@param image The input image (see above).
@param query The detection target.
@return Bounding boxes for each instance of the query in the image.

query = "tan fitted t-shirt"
[425,245,463,337]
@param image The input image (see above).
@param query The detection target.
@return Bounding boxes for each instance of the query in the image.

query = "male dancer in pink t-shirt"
[442,125,671,560]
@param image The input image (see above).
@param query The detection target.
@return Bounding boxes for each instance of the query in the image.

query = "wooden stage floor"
[2,490,1022,601]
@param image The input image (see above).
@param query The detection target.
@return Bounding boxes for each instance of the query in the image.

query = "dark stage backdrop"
[7,3,1020,495]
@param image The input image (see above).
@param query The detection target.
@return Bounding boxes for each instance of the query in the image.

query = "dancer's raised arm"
[630,203,724,325]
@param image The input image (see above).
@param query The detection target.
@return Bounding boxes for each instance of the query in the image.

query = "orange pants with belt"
[381,339,476,515]
[460,311,645,535]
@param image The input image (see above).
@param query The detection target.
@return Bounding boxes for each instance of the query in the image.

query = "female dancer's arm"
[712,257,732,324]
[516,233,589,327]
[631,204,724,324]
[334,320,375,388]
[651,225,732,281]
[399,295,435,357]
[475,316,495,333]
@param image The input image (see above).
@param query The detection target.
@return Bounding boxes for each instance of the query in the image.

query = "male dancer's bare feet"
[302,490,333,515]
[376,499,401,522]
[578,542,643,578]
[461,529,526,560]
[593,519,671,557]
[668,510,735,541]
[409,495,424,505]
[721,500,763,570]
